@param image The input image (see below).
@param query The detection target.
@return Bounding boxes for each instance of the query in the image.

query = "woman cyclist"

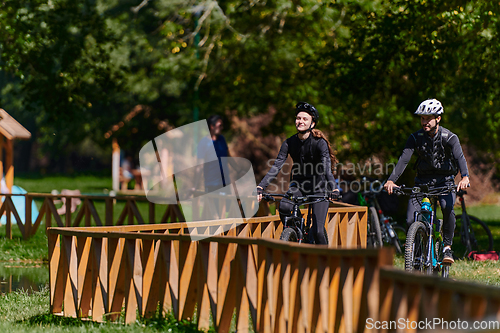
[256,102,339,245]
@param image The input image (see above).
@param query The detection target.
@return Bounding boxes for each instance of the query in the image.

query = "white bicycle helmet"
[414,99,444,116]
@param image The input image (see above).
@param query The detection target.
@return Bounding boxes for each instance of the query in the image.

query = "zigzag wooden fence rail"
[42,200,367,249]
[48,225,386,332]
[377,267,500,332]
[48,224,500,332]
[0,192,365,243]
[0,193,183,240]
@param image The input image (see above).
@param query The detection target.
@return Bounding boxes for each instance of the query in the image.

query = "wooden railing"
[46,197,500,333]
[41,200,367,249]
[0,193,186,239]
[48,224,500,332]
[48,226,388,332]
[377,267,500,332]
[0,192,366,245]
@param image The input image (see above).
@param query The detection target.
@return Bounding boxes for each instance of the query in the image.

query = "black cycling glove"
[329,190,340,201]
[254,187,263,196]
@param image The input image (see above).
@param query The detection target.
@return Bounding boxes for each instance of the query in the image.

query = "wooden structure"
[112,138,120,192]
[47,224,500,332]
[105,105,155,193]
[43,195,500,331]
[0,192,186,240]
[0,192,366,244]
[0,109,31,193]
[48,225,374,331]
[111,138,145,192]
[378,267,500,330]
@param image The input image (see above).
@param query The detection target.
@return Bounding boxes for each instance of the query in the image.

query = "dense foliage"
[0,0,499,172]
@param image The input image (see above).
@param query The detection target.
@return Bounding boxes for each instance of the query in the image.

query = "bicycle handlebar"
[262,192,341,204]
[392,184,457,197]
[261,193,283,202]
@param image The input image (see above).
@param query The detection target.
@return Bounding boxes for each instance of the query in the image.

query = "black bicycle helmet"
[295,102,319,125]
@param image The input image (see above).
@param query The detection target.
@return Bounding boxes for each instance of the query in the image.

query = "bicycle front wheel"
[405,221,432,274]
[280,228,299,243]
[453,215,493,259]
[367,207,383,248]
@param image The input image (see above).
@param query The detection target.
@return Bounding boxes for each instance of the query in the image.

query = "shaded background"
[0,0,499,201]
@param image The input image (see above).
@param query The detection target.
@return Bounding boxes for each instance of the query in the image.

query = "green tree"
[315,0,500,166]
[1,0,499,175]
[0,0,124,153]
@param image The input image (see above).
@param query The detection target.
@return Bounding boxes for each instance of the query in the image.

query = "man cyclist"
[384,99,470,263]
[256,102,339,245]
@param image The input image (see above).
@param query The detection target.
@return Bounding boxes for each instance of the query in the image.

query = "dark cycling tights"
[406,183,456,246]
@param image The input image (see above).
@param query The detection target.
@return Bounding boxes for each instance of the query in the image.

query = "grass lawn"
[14,173,113,195]
[0,288,206,332]
[11,173,194,236]
[393,255,500,286]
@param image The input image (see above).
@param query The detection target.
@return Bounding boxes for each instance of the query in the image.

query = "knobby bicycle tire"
[368,207,383,248]
[453,215,493,259]
[405,221,432,274]
[280,228,298,243]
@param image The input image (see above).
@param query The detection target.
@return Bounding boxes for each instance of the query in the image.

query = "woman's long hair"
[311,129,337,175]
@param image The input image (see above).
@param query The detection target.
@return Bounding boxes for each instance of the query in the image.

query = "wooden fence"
[48,224,500,332]
[41,199,367,249]
[0,192,365,244]
[377,267,500,332]
[1,193,182,239]
[48,225,387,332]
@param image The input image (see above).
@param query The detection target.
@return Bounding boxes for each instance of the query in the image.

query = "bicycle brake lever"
[262,193,275,202]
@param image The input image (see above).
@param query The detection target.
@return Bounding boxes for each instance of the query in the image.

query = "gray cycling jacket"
[388,126,469,183]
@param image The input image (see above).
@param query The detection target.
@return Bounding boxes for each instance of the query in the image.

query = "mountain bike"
[357,179,406,253]
[262,192,338,244]
[393,184,456,277]
[453,189,494,259]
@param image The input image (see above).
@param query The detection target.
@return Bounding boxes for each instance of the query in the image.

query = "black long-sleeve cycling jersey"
[258,134,336,193]
[388,126,468,183]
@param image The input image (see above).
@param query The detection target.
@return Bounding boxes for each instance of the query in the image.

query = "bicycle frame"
[359,183,399,245]
[264,193,330,244]
[395,184,455,275]
[458,191,472,254]
[372,196,397,241]
[414,198,440,271]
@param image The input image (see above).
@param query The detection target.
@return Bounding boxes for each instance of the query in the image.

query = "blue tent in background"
[1,185,39,225]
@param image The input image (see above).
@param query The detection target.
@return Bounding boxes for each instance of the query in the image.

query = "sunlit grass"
[393,254,500,286]
[0,287,206,332]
